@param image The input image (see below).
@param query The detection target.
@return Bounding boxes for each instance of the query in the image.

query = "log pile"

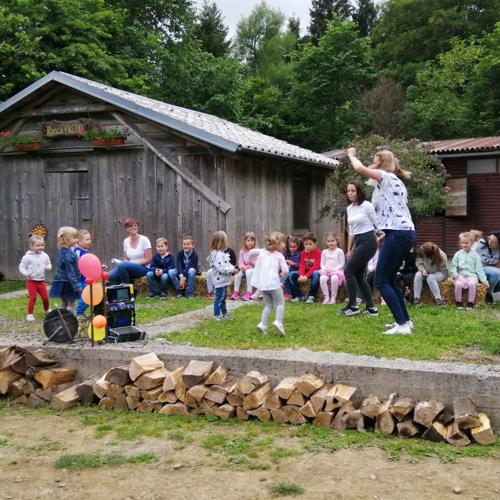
[1,348,496,446]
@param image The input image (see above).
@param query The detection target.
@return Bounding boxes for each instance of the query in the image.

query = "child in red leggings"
[19,234,52,321]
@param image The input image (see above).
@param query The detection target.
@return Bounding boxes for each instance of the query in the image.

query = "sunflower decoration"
[31,223,48,239]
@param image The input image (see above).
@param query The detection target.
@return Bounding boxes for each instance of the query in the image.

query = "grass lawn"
[165,301,500,362]
[0,280,25,294]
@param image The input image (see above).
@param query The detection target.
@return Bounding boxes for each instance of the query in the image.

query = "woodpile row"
[0,348,495,446]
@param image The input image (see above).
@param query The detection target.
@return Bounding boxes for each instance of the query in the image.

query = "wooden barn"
[415,137,500,254]
[0,72,339,279]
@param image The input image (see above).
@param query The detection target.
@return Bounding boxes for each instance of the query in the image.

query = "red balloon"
[101,271,109,280]
[78,253,102,281]
[85,277,95,285]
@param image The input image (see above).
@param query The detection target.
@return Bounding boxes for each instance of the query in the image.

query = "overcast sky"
[194,0,312,37]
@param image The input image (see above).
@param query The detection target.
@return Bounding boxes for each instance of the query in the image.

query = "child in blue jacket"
[146,238,176,298]
[170,235,200,298]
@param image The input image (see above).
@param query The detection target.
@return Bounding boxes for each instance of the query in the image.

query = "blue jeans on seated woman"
[375,229,416,325]
[108,262,149,284]
[484,266,500,293]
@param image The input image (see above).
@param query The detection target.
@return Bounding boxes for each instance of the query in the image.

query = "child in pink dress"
[319,233,346,304]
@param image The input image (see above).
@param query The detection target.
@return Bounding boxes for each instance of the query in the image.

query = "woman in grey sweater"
[413,242,448,306]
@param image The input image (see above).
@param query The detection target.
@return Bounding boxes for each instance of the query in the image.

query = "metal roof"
[0,71,338,168]
[427,137,500,154]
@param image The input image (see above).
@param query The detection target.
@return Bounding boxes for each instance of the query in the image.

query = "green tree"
[290,19,373,151]
[352,0,378,37]
[321,135,448,222]
[309,0,353,43]
[193,1,231,57]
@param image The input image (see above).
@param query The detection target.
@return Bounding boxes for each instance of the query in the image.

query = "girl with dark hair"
[338,180,378,316]
[475,231,500,302]
[346,149,416,335]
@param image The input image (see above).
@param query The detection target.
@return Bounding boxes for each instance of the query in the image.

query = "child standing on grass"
[450,232,488,309]
[319,233,345,304]
[206,247,237,299]
[208,231,236,320]
[49,227,82,310]
[283,236,303,300]
[252,232,288,336]
[73,229,92,317]
[19,234,51,321]
[231,232,258,301]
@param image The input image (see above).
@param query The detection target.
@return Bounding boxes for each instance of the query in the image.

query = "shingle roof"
[0,71,338,168]
[427,137,500,154]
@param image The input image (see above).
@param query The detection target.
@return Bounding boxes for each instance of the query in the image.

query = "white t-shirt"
[123,235,152,264]
[371,171,414,231]
[251,250,289,291]
[347,200,377,235]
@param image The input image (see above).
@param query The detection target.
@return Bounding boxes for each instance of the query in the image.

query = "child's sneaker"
[230,291,240,300]
[413,297,421,306]
[159,292,167,299]
[256,323,267,334]
[213,316,223,321]
[273,321,286,337]
[436,298,446,306]
[241,291,252,301]
[466,302,474,309]
[329,297,336,305]
[147,293,155,299]
[338,306,360,316]
[305,296,315,304]
[222,314,233,321]
[204,293,215,299]
[283,293,292,301]
[322,298,330,305]
[455,301,464,309]
[251,291,263,300]
[26,314,35,322]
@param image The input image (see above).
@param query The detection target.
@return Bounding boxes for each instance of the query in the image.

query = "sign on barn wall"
[445,178,467,216]
[40,119,92,137]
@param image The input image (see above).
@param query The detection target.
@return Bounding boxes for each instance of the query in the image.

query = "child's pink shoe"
[241,291,252,301]
[230,291,240,300]
[283,293,292,301]
[251,291,262,300]
[329,297,337,305]
[322,298,330,305]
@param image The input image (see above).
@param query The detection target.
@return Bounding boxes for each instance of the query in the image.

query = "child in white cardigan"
[319,233,345,304]
[252,232,289,336]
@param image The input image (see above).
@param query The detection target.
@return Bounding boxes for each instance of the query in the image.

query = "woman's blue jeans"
[109,262,149,284]
[214,286,228,317]
[375,230,416,325]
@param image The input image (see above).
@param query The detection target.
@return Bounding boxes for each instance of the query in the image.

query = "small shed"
[0,72,339,279]
[415,137,500,253]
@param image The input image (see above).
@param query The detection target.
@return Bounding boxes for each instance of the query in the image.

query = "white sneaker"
[306,296,315,304]
[384,320,414,329]
[26,314,35,322]
[383,323,412,335]
[256,323,267,334]
[273,321,286,337]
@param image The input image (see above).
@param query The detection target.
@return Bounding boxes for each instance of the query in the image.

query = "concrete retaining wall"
[30,342,500,431]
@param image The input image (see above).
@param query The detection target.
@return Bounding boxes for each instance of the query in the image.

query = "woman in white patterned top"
[347,148,416,336]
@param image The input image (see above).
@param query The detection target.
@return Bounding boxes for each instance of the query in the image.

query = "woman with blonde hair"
[347,148,416,335]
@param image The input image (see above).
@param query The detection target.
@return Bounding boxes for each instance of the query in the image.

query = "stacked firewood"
[0,346,79,410]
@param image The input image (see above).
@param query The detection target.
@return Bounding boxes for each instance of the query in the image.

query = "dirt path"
[0,410,498,500]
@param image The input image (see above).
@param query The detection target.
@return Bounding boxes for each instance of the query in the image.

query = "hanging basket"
[12,142,43,151]
[92,137,125,147]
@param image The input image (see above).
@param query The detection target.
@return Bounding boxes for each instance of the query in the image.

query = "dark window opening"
[292,175,311,230]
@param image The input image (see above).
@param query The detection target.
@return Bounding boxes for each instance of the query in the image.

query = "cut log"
[313,411,334,427]
[204,386,227,404]
[310,384,334,414]
[264,392,282,410]
[342,410,365,432]
[129,353,164,382]
[453,397,480,429]
[141,386,163,402]
[213,404,236,420]
[295,374,324,397]
[51,384,80,410]
[299,400,317,419]
[470,413,496,445]
[76,376,99,405]
[226,392,243,407]
[205,364,227,385]
[237,406,250,420]
[375,411,395,434]
[0,368,22,394]
[8,378,35,398]
[25,349,57,368]
[413,400,445,428]
[113,394,129,410]
[236,371,268,395]
[436,407,454,426]
[332,402,356,430]
[282,405,307,425]
[247,406,271,422]
[397,418,419,438]
[134,367,169,391]
[242,382,271,411]
[124,384,140,399]
[182,360,214,388]
[198,399,215,415]
[159,403,189,416]
[446,422,471,447]
[331,384,357,405]
[389,397,416,421]
[93,373,110,399]
[423,421,448,442]
[187,384,209,402]
[287,390,306,407]
[26,393,50,408]
[175,379,187,402]
[135,401,161,412]
[106,383,125,398]
[105,366,131,386]
[163,366,184,392]
[98,397,115,410]
[270,408,288,423]
[184,391,198,408]
[35,388,53,402]
[360,394,383,418]
[274,377,298,400]
[10,355,27,375]
[35,367,76,390]
[12,394,28,404]
[0,347,13,368]
[158,391,178,404]
[126,396,139,410]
